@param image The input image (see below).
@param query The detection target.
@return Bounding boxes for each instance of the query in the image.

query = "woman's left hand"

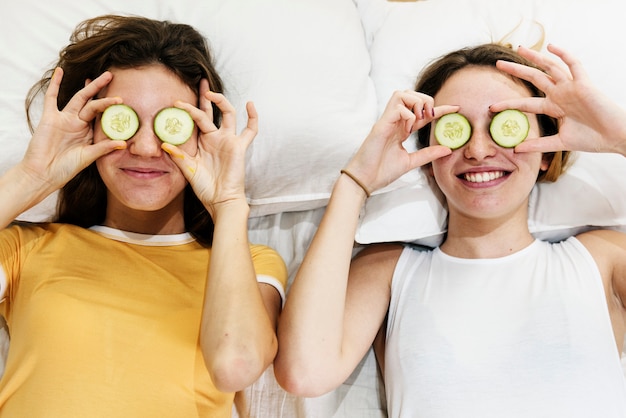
[491,44,626,156]
[162,79,256,218]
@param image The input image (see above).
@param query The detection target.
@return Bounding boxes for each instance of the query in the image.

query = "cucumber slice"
[434,113,471,149]
[101,104,139,141]
[489,109,529,148]
[154,107,195,145]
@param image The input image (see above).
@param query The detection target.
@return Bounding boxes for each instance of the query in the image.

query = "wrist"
[0,163,57,225]
[339,169,371,198]
[208,197,250,222]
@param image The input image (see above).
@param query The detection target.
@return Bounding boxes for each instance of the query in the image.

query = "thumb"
[161,143,198,180]
[82,140,127,164]
[408,145,451,169]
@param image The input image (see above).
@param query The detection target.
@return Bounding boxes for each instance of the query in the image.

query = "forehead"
[434,66,532,107]
[101,65,196,105]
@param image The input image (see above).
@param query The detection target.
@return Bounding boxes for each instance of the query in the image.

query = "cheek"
[516,145,543,165]
[177,132,199,155]
[95,154,114,177]
[429,156,452,184]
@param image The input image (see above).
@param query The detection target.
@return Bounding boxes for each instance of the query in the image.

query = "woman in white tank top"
[275,43,626,417]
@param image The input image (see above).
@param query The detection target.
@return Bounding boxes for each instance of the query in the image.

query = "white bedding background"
[2,0,626,417]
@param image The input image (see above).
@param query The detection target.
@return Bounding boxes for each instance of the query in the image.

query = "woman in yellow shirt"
[0,14,287,417]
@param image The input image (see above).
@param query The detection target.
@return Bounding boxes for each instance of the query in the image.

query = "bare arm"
[163,83,281,392]
[274,175,395,397]
[201,199,282,393]
[274,90,454,397]
[576,230,626,354]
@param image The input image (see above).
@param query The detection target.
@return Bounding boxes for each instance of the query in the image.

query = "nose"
[463,128,497,161]
[127,126,163,158]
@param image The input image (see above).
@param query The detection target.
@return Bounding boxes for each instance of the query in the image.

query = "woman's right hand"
[342,90,455,194]
[19,67,125,193]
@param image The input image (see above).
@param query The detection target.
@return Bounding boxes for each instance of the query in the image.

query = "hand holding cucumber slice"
[434,113,472,149]
[101,104,140,141]
[154,107,195,145]
[434,110,529,149]
[489,109,529,148]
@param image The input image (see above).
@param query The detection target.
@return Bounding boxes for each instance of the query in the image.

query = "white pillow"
[356,152,626,246]
[356,0,626,113]
[1,0,377,220]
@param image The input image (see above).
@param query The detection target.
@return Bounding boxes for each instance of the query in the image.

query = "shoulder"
[249,243,286,269]
[350,242,406,285]
[249,243,288,286]
[575,228,626,259]
[250,243,283,259]
[353,242,405,264]
[2,221,63,243]
[576,228,626,306]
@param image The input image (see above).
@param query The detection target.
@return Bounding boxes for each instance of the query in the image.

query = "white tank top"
[385,238,626,418]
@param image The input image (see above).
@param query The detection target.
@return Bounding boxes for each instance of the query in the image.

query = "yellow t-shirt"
[0,223,287,418]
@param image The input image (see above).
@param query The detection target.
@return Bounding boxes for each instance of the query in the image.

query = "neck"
[440,210,535,259]
[103,207,186,235]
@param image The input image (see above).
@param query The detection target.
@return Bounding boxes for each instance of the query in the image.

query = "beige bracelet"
[340,169,371,198]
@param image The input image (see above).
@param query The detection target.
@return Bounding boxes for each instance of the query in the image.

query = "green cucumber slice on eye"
[101,104,139,141]
[489,109,529,148]
[154,107,195,145]
[434,113,472,149]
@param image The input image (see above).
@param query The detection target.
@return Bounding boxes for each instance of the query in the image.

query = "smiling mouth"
[122,168,169,178]
[462,170,507,183]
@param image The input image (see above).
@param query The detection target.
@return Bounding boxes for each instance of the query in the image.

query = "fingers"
[545,44,589,82]
[161,143,198,180]
[43,67,63,107]
[198,79,214,123]
[432,104,461,119]
[488,97,546,115]
[395,104,417,134]
[64,71,114,114]
[78,96,122,123]
[177,99,217,134]
[515,46,570,84]
[239,101,258,146]
[382,90,442,133]
[387,90,433,116]
[205,90,236,130]
[514,135,564,154]
[49,70,119,126]
[498,44,584,93]
[181,89,236,134]
[82,139,128,163]
[179,90,258,148]
[408,145,452,169]
[496,59,555,93]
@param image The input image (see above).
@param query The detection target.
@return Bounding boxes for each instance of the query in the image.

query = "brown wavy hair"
[25,15,225,244]
[415,43,569,182]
